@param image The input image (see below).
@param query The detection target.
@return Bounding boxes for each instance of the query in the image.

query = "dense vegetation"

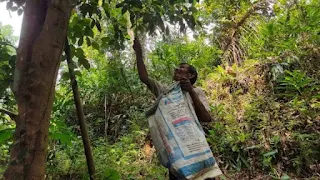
[0,0,319,179]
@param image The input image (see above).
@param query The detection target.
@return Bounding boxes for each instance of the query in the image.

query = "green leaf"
[86,37,92,46]
[121,6,128,14]
[91,19,96,29]
[61,72,69,81]
[85,28,94,38]
[49,131,72,146]
[280,174,290,180]
[74,70,82,77]
[58,133,72,145]
[79,58,90,69]
[96,21,102,32]
[263,150,278,157]
[92,42,100,50]
[190,6,197,13]
[104,169,120,180]
[0,128,15,144]
[219,175,228,180]
[74,27,83,38]
[240,155,250,168]
[78,37,84,46]
[75,48,85,59]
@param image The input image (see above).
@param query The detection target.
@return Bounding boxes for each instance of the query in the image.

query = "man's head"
[173,63,198,84]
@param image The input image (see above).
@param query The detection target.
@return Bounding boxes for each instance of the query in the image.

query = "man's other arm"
[189,89,212,122]
[180,78,212,122]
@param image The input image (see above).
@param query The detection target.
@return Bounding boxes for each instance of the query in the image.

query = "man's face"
[173,64,193,81]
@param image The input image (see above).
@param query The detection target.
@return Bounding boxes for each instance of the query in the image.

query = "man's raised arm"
[133,38,149,84]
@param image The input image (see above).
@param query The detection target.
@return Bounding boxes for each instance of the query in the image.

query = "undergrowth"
[204,60,320,179]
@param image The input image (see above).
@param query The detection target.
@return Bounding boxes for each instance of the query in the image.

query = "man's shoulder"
[146,78,169,97]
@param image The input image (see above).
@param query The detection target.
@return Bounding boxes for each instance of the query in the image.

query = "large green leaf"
[104,169,121,180]
[0,127,15,144]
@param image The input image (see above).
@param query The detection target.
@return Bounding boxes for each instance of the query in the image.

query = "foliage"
[0,23,16,106]
[204,62,319,178]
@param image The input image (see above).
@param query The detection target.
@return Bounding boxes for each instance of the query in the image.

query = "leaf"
[190,6,197,14]
[78,37,84,46]
[75,48,85,59]
[90,19,96,29]
[74,27,83,38]
[0,128,15,144]
[115,2,124,8]
[58,133,72,145]
[219,175,228,180]
[85,28,94,38]
[61,72,70,81]
[96,21,102,32]
[131,0,142,8]
[86,37,92,46]
[121,6,128,14]
[74,70,82,77]
[240,155,250,168]
[92,42,100,50]
[280,174,290,180]
[79,58,90,69]
[6,1,13,10]
[263,150,278,157]
[104,169,120,180]
[17,9,23,16]
[11,6,18,11]
[49,132,72,145]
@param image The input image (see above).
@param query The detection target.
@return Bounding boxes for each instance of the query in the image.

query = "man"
[133,38,215,180]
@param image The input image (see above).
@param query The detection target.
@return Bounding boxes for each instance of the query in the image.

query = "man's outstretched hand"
[133,38,142,54]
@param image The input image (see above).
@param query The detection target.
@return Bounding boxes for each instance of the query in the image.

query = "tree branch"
[0,108,17,121]
[223,1,264,53]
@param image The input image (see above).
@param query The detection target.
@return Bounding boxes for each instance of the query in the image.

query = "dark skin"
[133,38,212,122]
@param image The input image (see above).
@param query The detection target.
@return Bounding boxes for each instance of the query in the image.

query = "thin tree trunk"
[4,0,73,179]
[104,94,107,139]
[64,38,96,180]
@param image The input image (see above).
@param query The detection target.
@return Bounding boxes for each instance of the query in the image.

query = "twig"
[0,108,17,121]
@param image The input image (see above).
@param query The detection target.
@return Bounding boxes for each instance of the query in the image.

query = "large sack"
[146,83,222,179]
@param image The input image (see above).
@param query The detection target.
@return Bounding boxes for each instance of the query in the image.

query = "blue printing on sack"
[164,92,183,105]
[176,157,216,178]
[168,149,213,163]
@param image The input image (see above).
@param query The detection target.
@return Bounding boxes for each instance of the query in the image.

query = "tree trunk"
[65,38,96,179]
[4,0,73,179]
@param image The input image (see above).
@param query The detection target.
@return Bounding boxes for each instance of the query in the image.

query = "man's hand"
[133,38,142,54]
[180,77,194,93]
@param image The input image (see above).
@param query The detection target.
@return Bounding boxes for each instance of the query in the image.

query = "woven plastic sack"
[146,83,222,179]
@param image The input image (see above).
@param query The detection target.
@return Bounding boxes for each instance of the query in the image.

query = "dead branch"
[0,108,17,121]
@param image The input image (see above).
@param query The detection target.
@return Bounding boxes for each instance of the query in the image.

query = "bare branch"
[223,1,265,53]
[0,108,17,121]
